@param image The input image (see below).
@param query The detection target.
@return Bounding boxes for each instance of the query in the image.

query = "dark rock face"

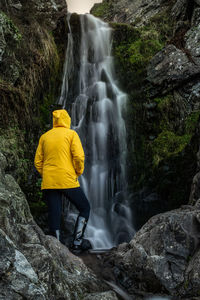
[95,0,200,229]
[0,0,67,30]
[189,147,200,205]
[0,0,67,86]
[147,44,200,96]
[0,0,68,196]
[103,201,200,298]
[145,6,200,211]
[91,0,193,26]
[91,0,171,24]
[90,4,200,297]
[147,23,200,97]
[0,151,118,299]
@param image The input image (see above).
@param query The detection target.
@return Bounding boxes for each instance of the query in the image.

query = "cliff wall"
[92,0,200,228]
[0,0,67,193]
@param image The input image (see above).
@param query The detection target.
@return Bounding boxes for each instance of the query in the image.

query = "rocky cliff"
[0,151,118,299]
[1,0,200,298]
[89,0,200,298]
[92,0,200,228]
[91,0,196,26]
[0,0,67,191]
[101,201,200,299]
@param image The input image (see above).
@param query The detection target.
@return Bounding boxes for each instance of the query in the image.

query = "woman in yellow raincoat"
[34,109,90,252]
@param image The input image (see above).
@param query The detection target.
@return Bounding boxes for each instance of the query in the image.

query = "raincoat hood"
[53,109,71,128]
[34,109,85,189]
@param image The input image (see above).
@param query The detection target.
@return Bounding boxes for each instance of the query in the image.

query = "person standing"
[34,109,90,252]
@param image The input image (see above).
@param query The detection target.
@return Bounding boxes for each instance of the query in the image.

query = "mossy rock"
[0,11,22,42]
[0,127,30,183]
[90,1,112,19]
[112,27,164,93]
[126,89,200,218]
[151,131,192,166]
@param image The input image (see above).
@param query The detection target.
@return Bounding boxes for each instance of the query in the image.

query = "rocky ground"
[0,151,119,299]
[3,141,200,299]
[81,201,200,299]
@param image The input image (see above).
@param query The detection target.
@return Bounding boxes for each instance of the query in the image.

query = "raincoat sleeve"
[34,136,44,176]
[71,131,85,176]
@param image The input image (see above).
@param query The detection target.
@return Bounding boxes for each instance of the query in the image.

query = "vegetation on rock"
[90,1,112,19]
[109,6,200,227]
[0,2,68,219]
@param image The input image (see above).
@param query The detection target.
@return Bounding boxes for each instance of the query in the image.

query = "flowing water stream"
[58,13,135,249]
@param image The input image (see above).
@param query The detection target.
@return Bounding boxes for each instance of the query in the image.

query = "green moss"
[113,24,165,91]
[150,105,200,166]
[0,12,22,41]
[127,89,199,212]
[148,10,174,43]
[154,95,173,110]
[90,2,111,18]
[153,95,175,132]
[0,127,30,183]
[29,178,45,210]
[185,111,200,133]
[112,7,175,93]
[38,35,61,127]
[110,6,198,216]
[29,200,47,215]
[39,95,54,126]
[151,131,191,166]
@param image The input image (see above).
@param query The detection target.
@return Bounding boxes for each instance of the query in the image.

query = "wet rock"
[0,0,67,84]
[192,7,200,26]
[185,24,200,64]
[147,19,200,97]
[189,147,200,205]
[0,152,117,299]
[91,0,195,27]
[30,0,67,30]
[0,0,67,30]
[184,245,200,297]
[84,291,119,300]
[143,103,157,109]
[91,0,175,26]
[0,11,21,84]
[0,229,46,299]
[0,0,68,191]
[189,171,200,204]
[147,44,200,96]
[129,189,163,231]
[170,0,196,29]
[174,79,200,112]
[170,0,189,21]
[103,202,200,297]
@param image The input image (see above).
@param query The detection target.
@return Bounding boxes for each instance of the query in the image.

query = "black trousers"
[43,187,90,231]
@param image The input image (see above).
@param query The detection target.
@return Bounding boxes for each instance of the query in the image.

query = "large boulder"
[147,11,200,97]
[147,44,200,96]
[0,0,67,30]
[0,151,118,299]
[147,20,200,97]
[102,201,200,298]
[185,24,200,64]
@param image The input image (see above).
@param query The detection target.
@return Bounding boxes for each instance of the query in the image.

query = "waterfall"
[59,13,135,249]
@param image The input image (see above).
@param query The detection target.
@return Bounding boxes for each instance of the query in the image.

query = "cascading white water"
[59,14,135,249]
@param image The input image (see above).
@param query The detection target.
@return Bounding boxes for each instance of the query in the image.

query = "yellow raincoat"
[34,109,85,190]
